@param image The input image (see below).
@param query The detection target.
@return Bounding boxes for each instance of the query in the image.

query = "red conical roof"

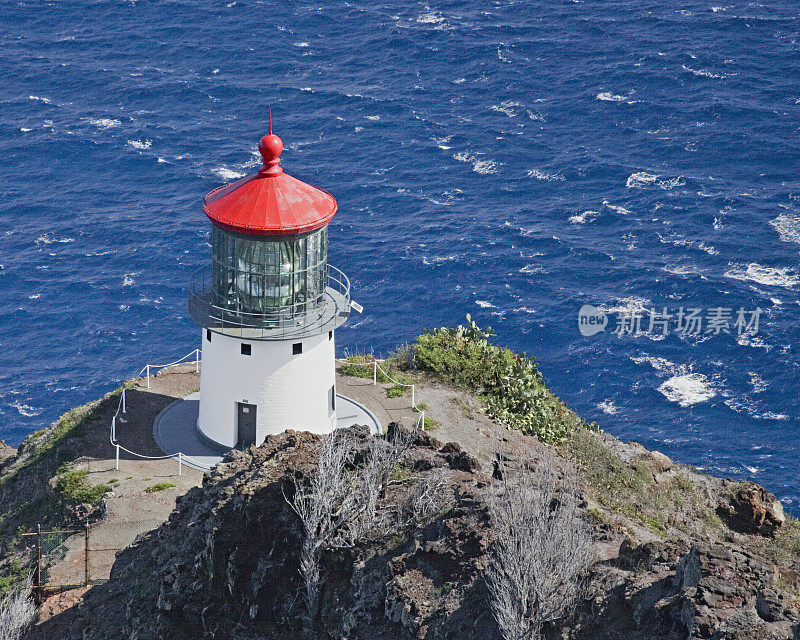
[203,130,337,236]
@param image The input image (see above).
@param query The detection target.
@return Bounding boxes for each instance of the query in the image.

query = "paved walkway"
[152,390,382,470]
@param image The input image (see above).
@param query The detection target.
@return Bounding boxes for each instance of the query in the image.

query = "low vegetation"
[341,353,413,398]
[145,483,176,494]
[564,429,718,536]
[341,317,595,444]
[0,579,35,640]
[487,454,592,640]
[57,468,111,506]
[765,516,800,566]
[0,560,27,599]
[288,428,445,634]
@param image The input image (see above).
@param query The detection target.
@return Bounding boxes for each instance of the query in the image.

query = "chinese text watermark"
[578,304,762,338]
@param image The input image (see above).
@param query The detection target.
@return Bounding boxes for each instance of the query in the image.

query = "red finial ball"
[259,133,283,163]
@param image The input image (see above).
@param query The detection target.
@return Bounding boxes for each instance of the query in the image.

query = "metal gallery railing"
[187,265,351,340]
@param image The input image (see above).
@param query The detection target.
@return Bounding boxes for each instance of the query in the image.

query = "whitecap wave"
[11,401,43,417]
[626,171,686,190]
[749,372,768,393]
[658,373,716,407]
[453,151,499,175]
[475,300,495,308]
[527,169,564,181]
[605,297,651,316]
[416,11,445,24]
[769,213,800,245]
[127,139,152,150]
[681,64,728,79]
[36,234,74,245]
[724,263,799,288]
[598,400,618,415]
[603,201,632,215]
[212,166,246,180]
[569,210,598,224]
[597,91,638,104]
[490,100,524,117]
[87,118,121,129]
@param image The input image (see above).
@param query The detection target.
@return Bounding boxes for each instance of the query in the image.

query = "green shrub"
[389,463,415,483]
[0,558,27,598]
[768,516,800,565]
[414,315,592,443]
[420,415,439,431]
[341,353,379,379]
[145,483,176,493]
[57,469,110,506]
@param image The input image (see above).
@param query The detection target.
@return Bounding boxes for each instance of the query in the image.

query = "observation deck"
[188,265,351,341]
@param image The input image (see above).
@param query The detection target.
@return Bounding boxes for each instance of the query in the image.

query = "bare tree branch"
[287,427,416,629]
[0,577,36,640]
[486,453,592,640]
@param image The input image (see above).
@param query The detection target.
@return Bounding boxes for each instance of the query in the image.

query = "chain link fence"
[22,523,120,597]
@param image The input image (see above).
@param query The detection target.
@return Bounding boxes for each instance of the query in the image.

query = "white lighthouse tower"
[188,127,351,450]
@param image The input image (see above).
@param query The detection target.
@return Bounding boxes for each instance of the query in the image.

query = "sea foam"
[724,263,799,288]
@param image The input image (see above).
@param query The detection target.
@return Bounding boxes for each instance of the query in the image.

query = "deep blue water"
[2,1,799,508]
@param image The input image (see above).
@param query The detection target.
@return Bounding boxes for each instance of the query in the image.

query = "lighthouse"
[188,128,351,450]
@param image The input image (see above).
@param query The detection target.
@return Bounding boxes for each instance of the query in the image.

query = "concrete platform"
[153,392,381,471]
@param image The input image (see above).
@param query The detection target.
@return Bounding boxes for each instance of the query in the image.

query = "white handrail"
[336,357,419,411]
[137,349,201,389]
[110,348,213,472]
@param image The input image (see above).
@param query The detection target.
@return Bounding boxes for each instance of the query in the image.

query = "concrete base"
[153,392,381,471]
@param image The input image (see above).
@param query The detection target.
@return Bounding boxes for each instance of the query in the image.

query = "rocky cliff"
[33,411,800,640]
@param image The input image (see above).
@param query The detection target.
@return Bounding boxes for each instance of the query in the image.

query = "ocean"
[2,1,799,509]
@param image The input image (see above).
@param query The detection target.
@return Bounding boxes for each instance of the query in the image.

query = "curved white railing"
[336,358,428,430]
[111,350,429,476]
[111,349,210,472]
[136,348,201,389]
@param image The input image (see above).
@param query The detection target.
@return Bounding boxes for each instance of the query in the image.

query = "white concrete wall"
[197,328,336,448]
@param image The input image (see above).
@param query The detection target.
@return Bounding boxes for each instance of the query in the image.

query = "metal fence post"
[195,349,199,372]
[421,411,426,431]
[146,364,150,389]
[121,388,126,414]
[36,524,42,599]
[178,452,182,477]
[373,361,377,385]
[111,416,116,443]
[84,520,90,588]
[411,385,415,409]
[115,444,120,470]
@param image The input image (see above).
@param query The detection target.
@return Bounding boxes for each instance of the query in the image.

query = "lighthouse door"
[237,403,257,447]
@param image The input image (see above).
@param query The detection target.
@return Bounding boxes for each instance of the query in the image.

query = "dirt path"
[34,365,204,627]
[335,364,534,472]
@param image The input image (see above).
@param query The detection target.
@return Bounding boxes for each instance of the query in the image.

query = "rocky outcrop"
[29,421,797,640]
[59,427,501,640]
[717,480,786,537]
